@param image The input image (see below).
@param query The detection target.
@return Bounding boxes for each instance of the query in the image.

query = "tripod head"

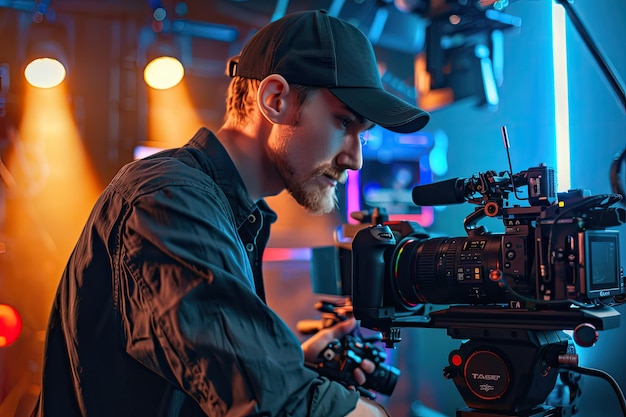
[392,305,619,416]
[443,326,575,415]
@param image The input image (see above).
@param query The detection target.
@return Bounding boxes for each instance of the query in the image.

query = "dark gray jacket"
[31,128,358,417]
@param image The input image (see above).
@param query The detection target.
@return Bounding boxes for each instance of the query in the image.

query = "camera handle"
[464,198,525,238]
[463,202,501,236]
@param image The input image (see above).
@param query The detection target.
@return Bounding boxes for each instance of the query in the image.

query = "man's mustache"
[320,168,347,185]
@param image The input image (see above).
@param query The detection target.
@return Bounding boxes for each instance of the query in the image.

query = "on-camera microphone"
[411,178,468,206]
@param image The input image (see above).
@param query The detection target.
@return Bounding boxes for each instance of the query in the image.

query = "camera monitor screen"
[585,230,622,293]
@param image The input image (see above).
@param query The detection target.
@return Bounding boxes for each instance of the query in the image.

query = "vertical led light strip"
[552,3,571,192]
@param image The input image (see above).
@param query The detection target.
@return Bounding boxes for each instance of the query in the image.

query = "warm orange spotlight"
[9,83,103,322]
[17,83,102,250]
[24,57,67,89]
[0,304,22,347]
[144,56,184,90]
[147,80,202,147]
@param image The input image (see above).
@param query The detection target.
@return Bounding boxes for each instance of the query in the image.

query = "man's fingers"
[352,367,367,386]
[360,358,376,374]
[352,357,377,386]
[301,317,357,362]
[324,317,357,340]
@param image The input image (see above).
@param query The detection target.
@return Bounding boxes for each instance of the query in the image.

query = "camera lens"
[391,235,511,305]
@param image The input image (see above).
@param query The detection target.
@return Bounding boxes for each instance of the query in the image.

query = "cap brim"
[329,88,430,134]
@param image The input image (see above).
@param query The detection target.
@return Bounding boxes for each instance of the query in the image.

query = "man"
[31,9,429,417]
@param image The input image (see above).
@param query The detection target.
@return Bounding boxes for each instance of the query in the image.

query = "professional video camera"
[351,163,625,322]
[353,163,624,314]
[310,158,626,415]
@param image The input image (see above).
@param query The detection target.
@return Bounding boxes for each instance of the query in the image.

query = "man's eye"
[336,116,352,129]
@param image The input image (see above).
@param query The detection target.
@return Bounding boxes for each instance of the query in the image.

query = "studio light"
[23,40,68,89]
[141,4,184,90]
[140,29,186,91]
[136,24,200,150]
[413,1,520,111]
[20,14,73,89]
[143,55,184,90]
[24,56,66,89]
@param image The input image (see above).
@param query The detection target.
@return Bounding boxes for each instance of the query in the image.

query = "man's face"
[266,89,372,215]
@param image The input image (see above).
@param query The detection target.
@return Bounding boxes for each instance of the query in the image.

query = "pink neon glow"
[263,248,311,262]
[346,170,361,224]
[345,170,435,227]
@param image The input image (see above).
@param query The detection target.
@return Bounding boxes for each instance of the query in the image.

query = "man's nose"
[336,133,363,171]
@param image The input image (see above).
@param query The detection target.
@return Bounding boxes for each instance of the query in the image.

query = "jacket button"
[245,243,254,252]
[247,214,256,223]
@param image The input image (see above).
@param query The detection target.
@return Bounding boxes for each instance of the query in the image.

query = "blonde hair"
[224,76,315,127]
[224,77,260,128]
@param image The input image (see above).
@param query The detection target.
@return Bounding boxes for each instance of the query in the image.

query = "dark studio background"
[0,1,624,416]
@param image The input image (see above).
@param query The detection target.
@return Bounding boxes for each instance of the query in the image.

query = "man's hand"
[300,317,375,386]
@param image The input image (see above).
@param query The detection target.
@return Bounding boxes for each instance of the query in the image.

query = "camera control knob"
[484,201,500,216]
[573,323,599,347]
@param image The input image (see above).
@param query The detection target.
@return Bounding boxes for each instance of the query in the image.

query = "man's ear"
[257,74,294,124]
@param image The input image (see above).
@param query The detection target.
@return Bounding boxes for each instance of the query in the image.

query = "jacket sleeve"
[116,181,359,417]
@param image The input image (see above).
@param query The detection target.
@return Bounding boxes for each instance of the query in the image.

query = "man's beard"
[275,155,345,215]
[292,177,339,215]
[269,123,347,215]
[288,164,345,215]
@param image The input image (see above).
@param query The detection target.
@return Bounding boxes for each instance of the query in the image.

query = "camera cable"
[559,364,626,417]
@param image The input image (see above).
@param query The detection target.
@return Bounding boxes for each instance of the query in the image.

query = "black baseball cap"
[226,9,430,134]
